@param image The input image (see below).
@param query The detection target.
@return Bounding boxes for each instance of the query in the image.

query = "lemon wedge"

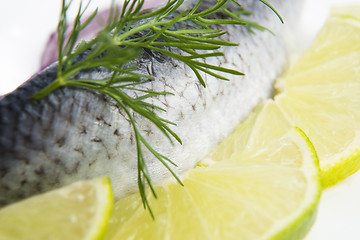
[0,177,113,240]
[274,11,360,187]
[104,126,321,240]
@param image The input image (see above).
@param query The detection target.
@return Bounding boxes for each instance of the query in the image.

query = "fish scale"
[0,0,302,206]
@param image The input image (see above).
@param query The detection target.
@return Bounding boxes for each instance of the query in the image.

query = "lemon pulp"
[0,177,113,240]
[105,126,321,240]
[274,12,360,187]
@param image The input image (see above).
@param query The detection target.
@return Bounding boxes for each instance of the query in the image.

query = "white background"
[1,0,360,239]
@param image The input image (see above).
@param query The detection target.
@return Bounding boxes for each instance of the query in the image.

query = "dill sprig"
[32,0,281,218]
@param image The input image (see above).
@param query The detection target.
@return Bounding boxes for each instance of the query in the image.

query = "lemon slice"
[331,5,360,17]
[0,177,113,240]
[104,126,321,240]
[285,14,360,76]
[274,12,360,187]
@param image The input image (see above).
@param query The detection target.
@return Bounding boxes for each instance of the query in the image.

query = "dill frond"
[32,0,281,218]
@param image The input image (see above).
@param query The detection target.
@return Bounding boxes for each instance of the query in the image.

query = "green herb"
[32,0,281,218]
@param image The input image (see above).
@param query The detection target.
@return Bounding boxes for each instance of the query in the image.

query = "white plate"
[1,1,360,239]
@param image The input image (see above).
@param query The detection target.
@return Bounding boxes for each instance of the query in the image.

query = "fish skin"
[0,0,302,205]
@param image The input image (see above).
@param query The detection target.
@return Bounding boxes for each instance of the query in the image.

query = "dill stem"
[114,16,183,43]
[31,78,64,100]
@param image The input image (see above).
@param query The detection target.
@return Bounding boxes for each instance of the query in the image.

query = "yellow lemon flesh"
[274,11,360,187]
[0,177,113,240]
[105,126,321,240]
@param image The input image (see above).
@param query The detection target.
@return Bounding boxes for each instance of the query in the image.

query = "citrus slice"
[104,126,321,240]
[284,14,360,76]
[273,11,360,187]
[0,177,113,240]
[331,5,360,18]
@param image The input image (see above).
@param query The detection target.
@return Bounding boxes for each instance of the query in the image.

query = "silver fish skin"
[0,0,302,206]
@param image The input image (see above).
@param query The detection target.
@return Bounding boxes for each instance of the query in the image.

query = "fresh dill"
[32,0,281,218]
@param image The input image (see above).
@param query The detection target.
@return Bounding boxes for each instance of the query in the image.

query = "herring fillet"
[0,0,301,205]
